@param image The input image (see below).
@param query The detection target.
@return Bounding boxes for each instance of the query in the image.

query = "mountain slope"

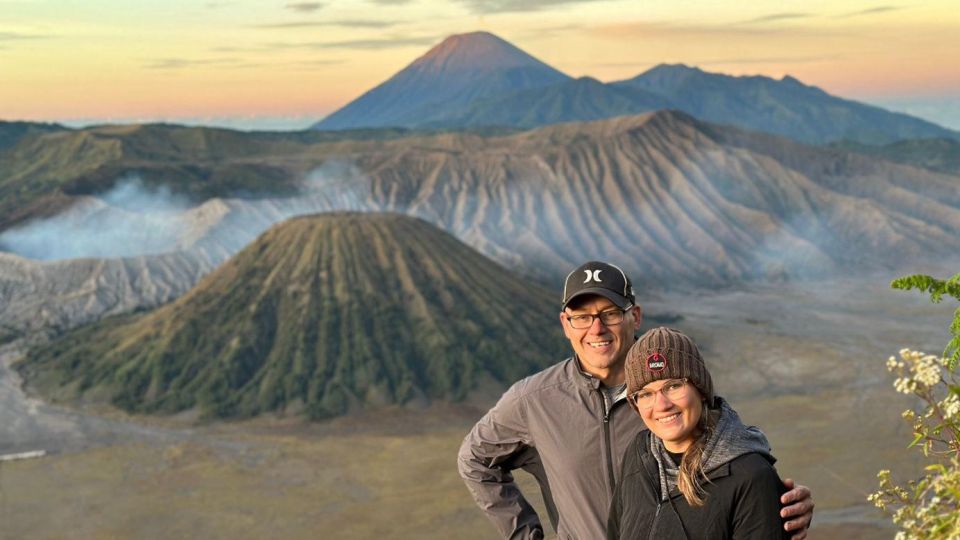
[0,249,216,343]
[312,31,570,130]
[427,76,674,129]
[0,121,67,153]
[614,64,958,144]
[16,213,568,419]
[348,111,960,284]
[830,137,960,176]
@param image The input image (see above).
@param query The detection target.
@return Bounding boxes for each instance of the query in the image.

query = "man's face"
[560,295,642,377]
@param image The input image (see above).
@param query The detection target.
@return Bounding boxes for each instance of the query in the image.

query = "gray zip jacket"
[458,357,645,539]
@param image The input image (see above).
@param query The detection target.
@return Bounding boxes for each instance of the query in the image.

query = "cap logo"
[646,352,667,372]
[583,269,602,283]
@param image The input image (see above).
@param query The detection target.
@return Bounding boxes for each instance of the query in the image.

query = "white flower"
[913,354,942,386]
[940,394,960,420]
[894,377,918,394]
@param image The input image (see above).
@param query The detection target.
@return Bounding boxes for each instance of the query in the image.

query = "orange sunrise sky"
[2,0,959,130]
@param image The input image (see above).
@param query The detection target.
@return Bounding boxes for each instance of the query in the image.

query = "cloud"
[210,45,268,53]
[143,57,252,69]
[456,0,606,14]
[269,35,438,50]
[741,12,811,24]
[835,5,902,18]
[253,19,398,29]
[0,31,48,41]
[285,2,324,12]
[369,0,415,4]
[513,23,584,39]
[293,58,345,66]
[588,21,780,39]
[587,19,854,41]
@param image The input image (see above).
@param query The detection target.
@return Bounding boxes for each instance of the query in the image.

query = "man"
[458,261,814,539]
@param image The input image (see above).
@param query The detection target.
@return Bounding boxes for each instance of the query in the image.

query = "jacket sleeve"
[730,456,790,540]
[457,381,544,540]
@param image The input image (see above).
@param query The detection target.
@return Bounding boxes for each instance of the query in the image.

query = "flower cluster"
[870,347,960,539]
[887,349,944,395]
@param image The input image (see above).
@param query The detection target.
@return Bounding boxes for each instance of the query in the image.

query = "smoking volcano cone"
[17,212,567,419]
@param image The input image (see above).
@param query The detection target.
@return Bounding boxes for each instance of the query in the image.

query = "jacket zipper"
[600,390,617,496]
[647,503,662,540]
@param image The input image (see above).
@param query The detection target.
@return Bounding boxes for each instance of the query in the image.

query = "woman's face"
[632,378,704,453]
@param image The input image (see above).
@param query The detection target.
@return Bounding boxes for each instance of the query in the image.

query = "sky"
[2,0,959,130]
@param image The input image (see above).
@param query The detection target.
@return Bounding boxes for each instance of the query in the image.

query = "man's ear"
[631,305,643,330]
[559,311,572,337]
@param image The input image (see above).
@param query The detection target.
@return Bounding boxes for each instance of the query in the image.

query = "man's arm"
[780,478,814,540]
[457,385,544,540]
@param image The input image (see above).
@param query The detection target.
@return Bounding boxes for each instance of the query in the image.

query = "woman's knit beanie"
[625,326,715,405]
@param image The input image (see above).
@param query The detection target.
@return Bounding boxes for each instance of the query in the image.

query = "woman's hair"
[676,404,718,506]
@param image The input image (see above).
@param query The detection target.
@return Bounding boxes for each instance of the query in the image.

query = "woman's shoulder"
[727,452,778,475]
[725,453,787,495]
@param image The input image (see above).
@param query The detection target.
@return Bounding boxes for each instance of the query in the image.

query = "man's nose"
[587,316,607,334]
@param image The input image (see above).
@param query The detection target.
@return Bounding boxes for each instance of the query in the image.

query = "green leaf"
[909,432,925,448]
[893,273,960,369]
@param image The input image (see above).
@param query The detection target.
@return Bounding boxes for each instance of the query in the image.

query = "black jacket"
[608,422,789,539]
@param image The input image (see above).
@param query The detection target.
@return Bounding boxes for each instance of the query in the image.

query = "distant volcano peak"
[409,31,557,75]
[312,30,569,130]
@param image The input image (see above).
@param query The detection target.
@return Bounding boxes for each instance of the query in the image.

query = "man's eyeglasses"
[627,378,689,409]
[565,305,632,330]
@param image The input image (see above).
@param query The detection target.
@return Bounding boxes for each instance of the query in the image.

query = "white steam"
[0,163,375,262]
[0,177,193,260]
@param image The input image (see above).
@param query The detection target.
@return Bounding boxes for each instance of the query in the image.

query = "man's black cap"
[561,261,635,310]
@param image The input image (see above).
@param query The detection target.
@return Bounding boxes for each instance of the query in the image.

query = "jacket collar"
[569,355,602,390]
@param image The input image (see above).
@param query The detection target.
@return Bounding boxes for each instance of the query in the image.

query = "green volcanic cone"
[17,212,567,419]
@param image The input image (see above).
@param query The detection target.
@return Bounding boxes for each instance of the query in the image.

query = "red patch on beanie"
[646,352,666,372]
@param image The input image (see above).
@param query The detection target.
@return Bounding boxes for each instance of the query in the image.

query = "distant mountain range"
[15,213,568,419]
[3,111,959,345]
[312,31,959,145]
[831,137,960,176]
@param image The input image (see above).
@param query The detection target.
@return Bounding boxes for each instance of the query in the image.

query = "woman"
[608,327,788,539]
